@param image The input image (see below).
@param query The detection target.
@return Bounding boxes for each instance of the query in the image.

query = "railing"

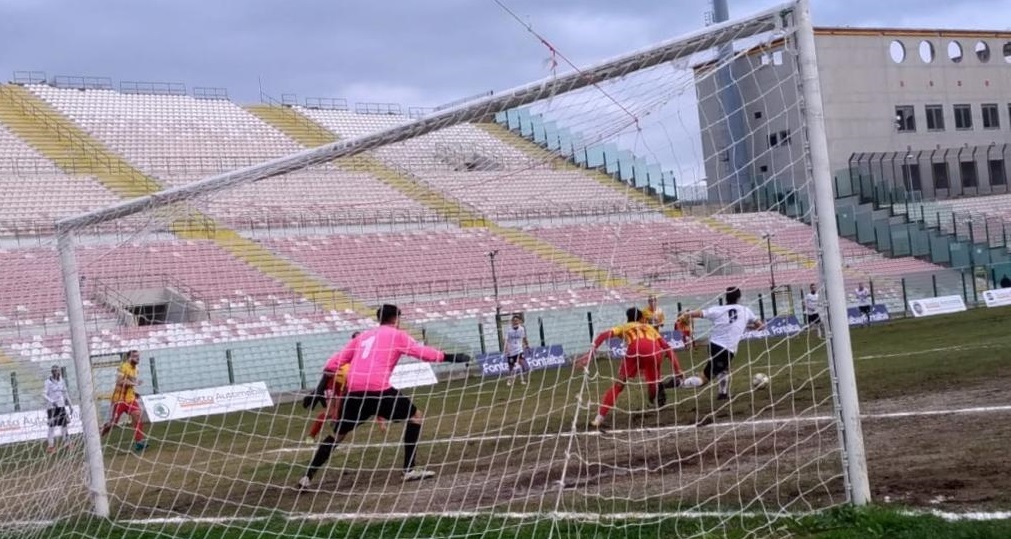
[408,107,434,119]
[11,70,46,85]
[193,87,229,100]
[304,97,348,111]
[119,81,187,96]
[355,102,403,116]
[51,75,113,90]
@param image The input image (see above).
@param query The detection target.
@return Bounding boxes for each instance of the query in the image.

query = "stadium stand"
[0,125,120,230]
[0,241,295,322]
[260,228,595,301]
[24,85,437,225]
[905,195,1011,244]
[527,218,809,281]
[0,80,962,366]
[299,108,651,218]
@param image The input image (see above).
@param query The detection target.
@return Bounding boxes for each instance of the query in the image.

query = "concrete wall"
[697,28,1011,203]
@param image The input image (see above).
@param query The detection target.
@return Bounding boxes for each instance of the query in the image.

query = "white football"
[752,373,769,389]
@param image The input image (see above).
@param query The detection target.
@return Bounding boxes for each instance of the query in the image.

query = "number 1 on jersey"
[360,335,377,359]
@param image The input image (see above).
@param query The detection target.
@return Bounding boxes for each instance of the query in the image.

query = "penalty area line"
[267,404,1011,454]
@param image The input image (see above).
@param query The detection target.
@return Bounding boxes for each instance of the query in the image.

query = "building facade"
[698,28,1011,206]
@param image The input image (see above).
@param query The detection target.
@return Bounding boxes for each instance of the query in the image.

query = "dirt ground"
[4,375,1007,528]
[860,380,1011,511]
[75,380,1008,521]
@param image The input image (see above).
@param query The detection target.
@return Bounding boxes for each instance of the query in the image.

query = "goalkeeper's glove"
[302,372,333,410]
[444,353,472,364]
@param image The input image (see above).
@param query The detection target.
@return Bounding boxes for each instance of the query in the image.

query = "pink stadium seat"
[261,229,585,300]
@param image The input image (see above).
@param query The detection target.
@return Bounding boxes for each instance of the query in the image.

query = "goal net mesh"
[1,2,857,537]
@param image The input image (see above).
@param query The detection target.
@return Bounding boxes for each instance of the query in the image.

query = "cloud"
[0,0,1004,185]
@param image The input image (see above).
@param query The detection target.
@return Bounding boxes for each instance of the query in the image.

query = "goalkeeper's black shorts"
[47,406,69,428]
[335,388,417,435]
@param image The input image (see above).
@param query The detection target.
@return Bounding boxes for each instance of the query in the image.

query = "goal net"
[1,1,865,538]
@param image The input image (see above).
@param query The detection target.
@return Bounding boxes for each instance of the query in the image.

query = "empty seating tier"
[0,240,299,331]
[260,228,588,302]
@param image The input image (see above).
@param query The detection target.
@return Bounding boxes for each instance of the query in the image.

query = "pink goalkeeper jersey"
[324,326,445,392]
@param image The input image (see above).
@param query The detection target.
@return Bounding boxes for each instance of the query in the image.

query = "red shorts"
[617,339,666,382]
[110,400,141,421]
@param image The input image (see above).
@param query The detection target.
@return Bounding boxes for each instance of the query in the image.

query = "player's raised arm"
[575,328,616,369]
[399,332,471,364]
[400,333,446,363]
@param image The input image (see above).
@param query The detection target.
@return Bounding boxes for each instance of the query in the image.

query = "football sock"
[403,422,422,471]
[47,426,55,448]
[599,383,624,418]
[306,435,338,480]
[133,419,145,442]
[717,373,730,396]
[309,410,327,439]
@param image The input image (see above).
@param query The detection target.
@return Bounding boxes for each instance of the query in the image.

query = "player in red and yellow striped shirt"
[576,308,683,429]
[674,314,695,350]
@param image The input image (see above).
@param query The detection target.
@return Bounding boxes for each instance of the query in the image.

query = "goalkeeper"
[296,304,471,489]
[303,332,388,443]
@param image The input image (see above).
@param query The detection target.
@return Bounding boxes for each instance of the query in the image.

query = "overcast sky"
[0,0,1007,108]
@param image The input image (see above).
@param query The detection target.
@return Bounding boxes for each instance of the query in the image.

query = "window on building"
[902,162,922,191]
[768,130,791,148]
[895,105,915,132]
[982,103,1000,129]
[989,159,1007,186]
[954,104,973,130]
[925,105,945,131]
[753,111,763,120]
[960,161,978,188]
[932,162,950,189]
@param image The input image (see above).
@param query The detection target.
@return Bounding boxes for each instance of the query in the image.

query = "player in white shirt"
[504,314,530,386]
[855,283,872,327]
[666,287,764,400]
[43,365,72,453]
[803,283,823,338]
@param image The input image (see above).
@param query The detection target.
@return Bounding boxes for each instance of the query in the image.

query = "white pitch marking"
[79,507,1011,526]
[266,404,1011,454]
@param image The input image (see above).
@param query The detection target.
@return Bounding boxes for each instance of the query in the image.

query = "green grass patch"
[6,507,1010,539]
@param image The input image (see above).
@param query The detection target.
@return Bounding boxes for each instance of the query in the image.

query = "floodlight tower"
[709,0,753,211]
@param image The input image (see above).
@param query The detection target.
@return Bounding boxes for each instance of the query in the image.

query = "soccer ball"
[752,373,769,389]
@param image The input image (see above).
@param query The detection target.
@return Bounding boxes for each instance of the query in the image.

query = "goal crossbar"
[54,2,792,232]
